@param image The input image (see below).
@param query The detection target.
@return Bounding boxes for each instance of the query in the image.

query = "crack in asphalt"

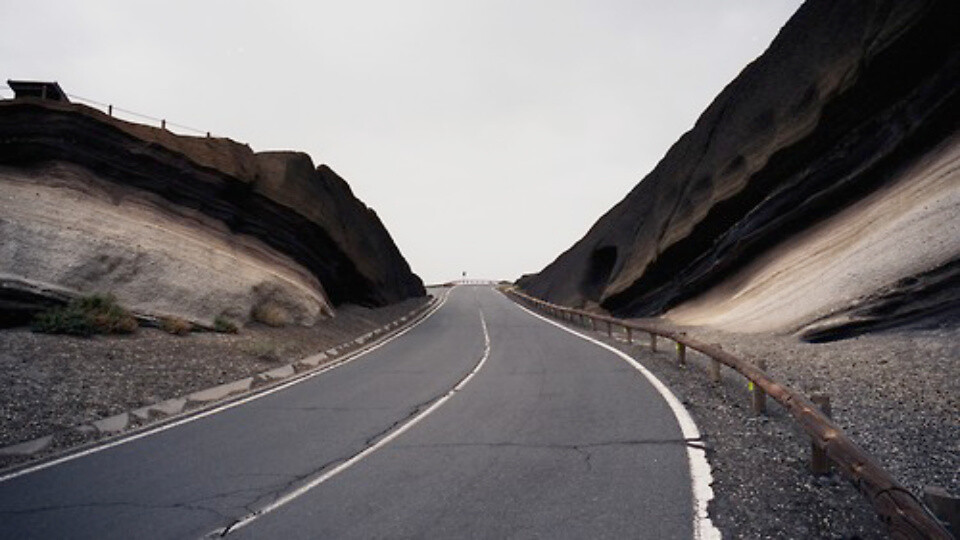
[207,394,457,535]
[0,488,260,521]
[0,470,318,524]
[260,405,397,412]
[0,500,229,520]
[210,305,492,537]
[190,387,467,538]
[363,394,449,448]
[392,438,708,473]
[395,438,707,451]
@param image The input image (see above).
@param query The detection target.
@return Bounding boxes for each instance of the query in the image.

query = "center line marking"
[214,306,492,537]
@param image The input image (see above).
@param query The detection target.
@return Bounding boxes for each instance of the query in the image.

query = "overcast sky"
[2,1,802,284]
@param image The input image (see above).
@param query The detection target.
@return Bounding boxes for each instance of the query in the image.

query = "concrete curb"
[0,295,441,460]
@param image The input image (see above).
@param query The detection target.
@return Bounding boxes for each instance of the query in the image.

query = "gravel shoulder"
[0,295,431,468]
[556,314,958,538]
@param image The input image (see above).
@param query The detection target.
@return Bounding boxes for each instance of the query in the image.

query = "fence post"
[709,358,721,383]
[607,320,612,337]
[810,393,832,475]
[676,342,686,366]
[751,359,767,415]
[108,104,113,116]
[161,119,166,130]
[650,333,657,352]
[626,327,632,344]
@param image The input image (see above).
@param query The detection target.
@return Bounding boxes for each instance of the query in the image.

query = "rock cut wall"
[0,100,424,327]
[518,0,960,340]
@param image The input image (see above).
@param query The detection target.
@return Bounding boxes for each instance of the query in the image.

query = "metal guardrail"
[504,287,952,539]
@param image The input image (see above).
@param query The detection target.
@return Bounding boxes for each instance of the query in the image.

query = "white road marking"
[0,291,451,484]
[511,300,721,540]
[217,305,493,536]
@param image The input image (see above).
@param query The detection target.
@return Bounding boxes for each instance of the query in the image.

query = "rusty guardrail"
[504,287,952,539]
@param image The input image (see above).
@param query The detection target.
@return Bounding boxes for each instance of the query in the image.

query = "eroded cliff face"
[0,100,424,327]
[518,0,959,340]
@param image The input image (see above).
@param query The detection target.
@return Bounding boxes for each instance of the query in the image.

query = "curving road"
[0,286,707,539]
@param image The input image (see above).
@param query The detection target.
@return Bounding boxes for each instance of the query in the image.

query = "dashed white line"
[216,306,493,536]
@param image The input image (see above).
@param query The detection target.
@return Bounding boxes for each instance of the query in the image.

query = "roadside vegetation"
[32,294,138,337]
[213,315,239,334]
[159,316,192,336]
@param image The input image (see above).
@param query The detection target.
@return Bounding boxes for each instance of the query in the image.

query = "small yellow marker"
[748,381,755,391]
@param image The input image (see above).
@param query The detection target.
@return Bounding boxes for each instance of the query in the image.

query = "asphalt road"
[0,286,698,539]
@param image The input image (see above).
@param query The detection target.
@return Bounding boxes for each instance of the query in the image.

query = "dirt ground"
[0,296,430,454]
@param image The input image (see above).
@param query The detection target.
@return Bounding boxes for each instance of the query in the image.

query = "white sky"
[2,1,802,285]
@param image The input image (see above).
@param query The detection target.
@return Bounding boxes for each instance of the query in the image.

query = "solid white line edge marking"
[220,304,493,535]
[512,300,721,540]
[0,289,452,485]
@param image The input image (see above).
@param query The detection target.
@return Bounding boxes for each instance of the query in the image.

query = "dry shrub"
[243,340,282,363]
[32,294,138,336]
[251,303,289,327]
[213,315,239,334]
[160,316,192,336]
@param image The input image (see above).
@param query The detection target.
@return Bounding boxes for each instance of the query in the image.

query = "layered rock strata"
[0,100,424,327]
[518,0,959,340]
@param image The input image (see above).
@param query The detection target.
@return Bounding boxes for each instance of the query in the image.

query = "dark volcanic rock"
[253,151,424,306]
[519,0,960,340]
[0,99,424,326]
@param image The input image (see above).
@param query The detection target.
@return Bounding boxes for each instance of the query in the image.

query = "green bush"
[32,294,138,336]
[213,315,239,334]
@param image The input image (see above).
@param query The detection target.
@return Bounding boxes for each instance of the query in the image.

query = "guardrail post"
[810,393,832,475]
[751,360,767,415]
[501,289,953,537]
[626,327,632,344]
[161,119,166,130]
[108,104,113,116]
[607,320,612,337]
[709,357,721,383]
[650,333,657,352]
[676,342,686,366]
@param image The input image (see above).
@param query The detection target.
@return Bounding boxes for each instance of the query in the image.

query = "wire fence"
[2,82,216,138]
